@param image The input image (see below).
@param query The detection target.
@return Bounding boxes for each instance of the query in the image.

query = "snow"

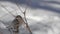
[0,0,60,34]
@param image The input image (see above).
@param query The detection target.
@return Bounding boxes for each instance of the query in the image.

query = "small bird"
[8,15,32,34]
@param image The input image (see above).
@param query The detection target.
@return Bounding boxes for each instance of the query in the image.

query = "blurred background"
[0,0,60,34]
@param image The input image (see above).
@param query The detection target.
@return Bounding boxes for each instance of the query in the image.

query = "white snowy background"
[0,0,60,34]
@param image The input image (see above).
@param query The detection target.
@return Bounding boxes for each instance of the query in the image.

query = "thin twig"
[16,3,24,14]
[15,0,32,34]
[24,8,32,34]
[0,4,15,17]
[0,13,8,19]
